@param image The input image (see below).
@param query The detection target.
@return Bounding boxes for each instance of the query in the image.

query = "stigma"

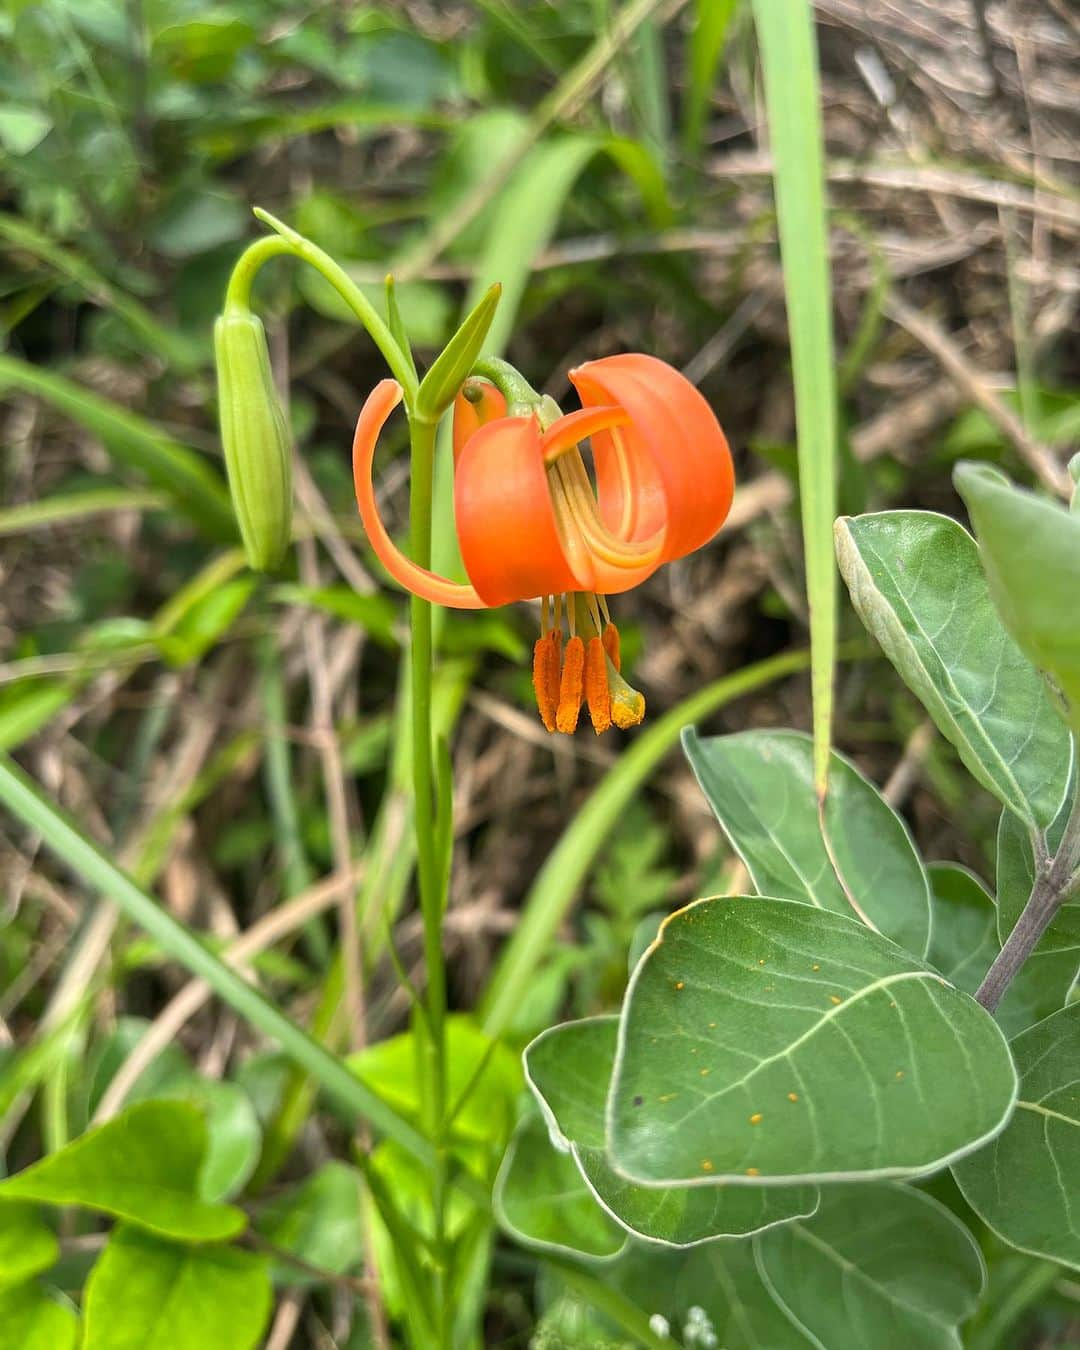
[532,594,645,735]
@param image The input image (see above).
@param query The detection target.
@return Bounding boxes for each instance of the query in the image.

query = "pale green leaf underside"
[684,728,931,959]
[494,1117,626,1260]
[525,1016,818,1247]
[953,1004,1080,1270]
[82,1225,272,1350]
[608,896,1016,1185]
[755,1183,985,1350]
[0,1101,245,1242]
[836,511,1070,829]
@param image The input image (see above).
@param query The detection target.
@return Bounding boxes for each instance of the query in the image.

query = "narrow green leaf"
[0,355,235,539]
[0,1203,58,1289]
[495,1116,627,1260]
[384,275,417,381]
[953,1004,1080,1270]
[0,1101,245,1241]
[525,1016,818,1247]
[955,461,1080,732]
[752,0,838,792]
[82,1225,271,1350]
[755,1184,986,1349]
[0,1283,77,1350]
[415,282,501,421]
[682,0,739,154]
[0,489,168,538]
[836,510,1071,828]
[0,753,433,1167]
[683,728,932,958]
[608,896,1017,1185]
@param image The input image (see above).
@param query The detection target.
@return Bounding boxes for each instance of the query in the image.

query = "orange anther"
[584,636,612,734]
[532,633,561,732]
[556,636,585,733]
[601,622,621,671]
[611,684,645,730]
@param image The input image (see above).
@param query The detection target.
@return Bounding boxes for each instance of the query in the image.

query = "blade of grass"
[0,488,169,537]
[682,0,739,156]
[0,752,431,1164]
[750,0,838,796]
[480,648,810,1036]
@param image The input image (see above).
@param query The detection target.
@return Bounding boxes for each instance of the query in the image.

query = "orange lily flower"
[353,354,734,734]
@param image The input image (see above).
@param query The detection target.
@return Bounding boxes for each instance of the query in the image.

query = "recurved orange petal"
[570,354,733,563]
[353,380,486,609]
[454,416,578,607]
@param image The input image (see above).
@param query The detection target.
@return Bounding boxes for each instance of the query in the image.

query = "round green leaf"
[494,1117,627,1260]
[0,1101,245,1241]
[683,728,932,958]
[953,1004,1080,1270]
[82,1225,271,1350]
[755,1183,985,1349]
[608,896,1017,1185]
[0,1202,58,1288]
[525,1016,818,1246]
[0,1283,77,1350]
[836,510,1071,828]
[955,462,1080,731]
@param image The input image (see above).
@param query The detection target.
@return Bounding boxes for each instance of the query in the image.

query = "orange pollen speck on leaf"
[556,636,585,734]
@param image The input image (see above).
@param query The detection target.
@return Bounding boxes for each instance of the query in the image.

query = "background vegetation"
[1,1,1078,1345]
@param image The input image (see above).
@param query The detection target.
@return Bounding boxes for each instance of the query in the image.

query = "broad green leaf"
[608,896,1016,1185]
[682,0,739,154]
[578,1238,810,1349]
[755,1183,985,1349]
[82,1225,271,1350]
[926,864,998,996]
[835,511,1071,828]
[256,1162,364,1287]
[0,105,52,155]
[954,1005,1080,1269]
[683,728,931,958]
[494,1117,627,1260]
[0,1283,77,1350]
[0,1101,245,1241]
[348,1015,519,1145]
[0,1203,58,1288]
[525,1016,818,1247]
[955,462,1080,731]
[996,808,1079,1034]
[964,1013,1078,1287]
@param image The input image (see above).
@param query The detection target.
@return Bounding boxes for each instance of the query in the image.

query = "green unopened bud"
[214,308,293,571]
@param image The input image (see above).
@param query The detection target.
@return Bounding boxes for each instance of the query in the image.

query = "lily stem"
[407,411,451,1346]
[975,767,1080,1012]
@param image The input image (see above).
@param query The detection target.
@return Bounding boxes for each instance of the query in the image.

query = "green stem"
[0,752,432,1164]
[469,355,543,416]
[407,412,451,1347]
[225,219,419,404]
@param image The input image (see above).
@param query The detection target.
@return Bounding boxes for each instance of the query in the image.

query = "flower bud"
[214,308,293,571]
